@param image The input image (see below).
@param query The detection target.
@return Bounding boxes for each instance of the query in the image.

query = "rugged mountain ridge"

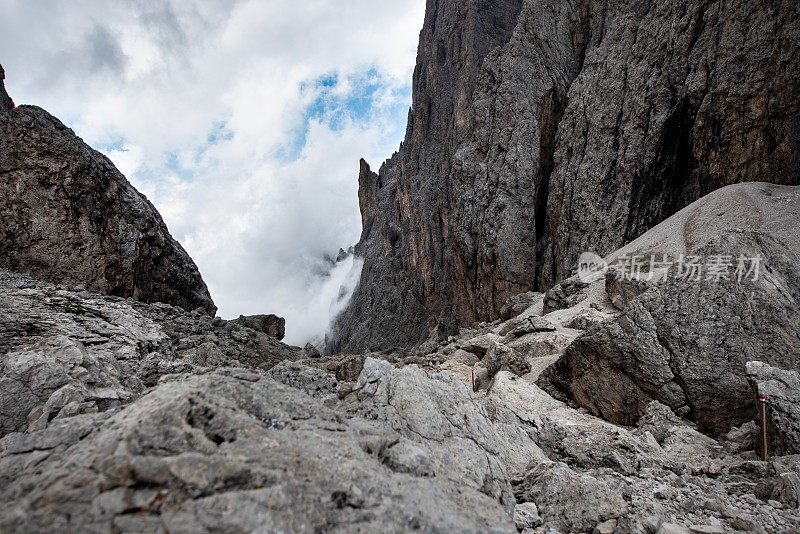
[331,0,800,353]
[0,69,217,315]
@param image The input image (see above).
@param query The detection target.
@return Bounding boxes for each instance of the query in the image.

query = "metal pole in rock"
[759,394,768,461]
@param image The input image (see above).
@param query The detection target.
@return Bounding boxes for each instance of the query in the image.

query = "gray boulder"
[484,342,530,379]
[499,292,543,320]
[229,314,286,340]
[302,342,322,359]
[543,278,590,314]
[512,461,627,532]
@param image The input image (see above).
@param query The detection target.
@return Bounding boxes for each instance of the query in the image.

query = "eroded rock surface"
[0,73,216,315]
[0,64,13,113]
[3,266,800,532]
[0,269,297,438]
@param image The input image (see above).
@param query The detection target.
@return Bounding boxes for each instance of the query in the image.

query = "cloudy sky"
[0,0,425,345]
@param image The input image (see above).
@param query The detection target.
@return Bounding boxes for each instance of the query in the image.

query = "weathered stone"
[723,421,759,454]
[0,64,13,113]
[657,525,691,534]
[229,314,286,340]
[606,269,654,310]
[637,401,684,445]
[484,342,530,379]
[746,361,800,456]
[513,502,541,530]
[0,370,518,532]
[0,269,300,439]
[266,361,337,398]
[595,519,618,534]
[689,524,724,534]
[506,316,557,338]
[460,333,502,359]
[500,292,543,321]
[302,342,322,359]
[512,461,627,532]
[543,278,591,315]
[564,308,609,330]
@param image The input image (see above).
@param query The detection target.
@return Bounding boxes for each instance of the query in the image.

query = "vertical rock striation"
[331,0,800,353]
[0,65,217,315]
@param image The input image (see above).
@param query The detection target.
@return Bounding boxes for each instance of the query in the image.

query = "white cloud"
[0,0,425,345]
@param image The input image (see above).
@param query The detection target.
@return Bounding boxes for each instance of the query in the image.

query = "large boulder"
[512,461,627,532]
[0,69,216,315]
[228,314,285,340]
[543,184,800,436]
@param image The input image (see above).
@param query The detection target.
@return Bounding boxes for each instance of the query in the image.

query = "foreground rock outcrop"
[3,267,800,532]
[331,0,800,353]
[0,68,216,315]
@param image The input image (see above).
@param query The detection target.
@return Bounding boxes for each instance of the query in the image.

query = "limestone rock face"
[331,0,800,353]
[0,79,216,315]
[512,461,628,532]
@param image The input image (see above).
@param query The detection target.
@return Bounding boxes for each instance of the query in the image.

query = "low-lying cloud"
[0,0,425,345]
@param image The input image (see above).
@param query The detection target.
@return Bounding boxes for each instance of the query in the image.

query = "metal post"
[759,393,768,461]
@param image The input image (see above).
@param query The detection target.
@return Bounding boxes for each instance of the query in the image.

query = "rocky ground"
[2,261,799,533]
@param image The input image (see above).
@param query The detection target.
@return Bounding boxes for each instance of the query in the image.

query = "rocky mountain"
[3,2,800,530]
[331,0,800,354]
[540,182,800,436]
[0,69,216,315]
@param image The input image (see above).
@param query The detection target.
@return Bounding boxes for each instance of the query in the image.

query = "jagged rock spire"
[0,63,14,112]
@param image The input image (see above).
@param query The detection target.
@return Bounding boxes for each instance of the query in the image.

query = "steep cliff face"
[0,65,13,112]
[0,69,217,315]
[331,0,800,353]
